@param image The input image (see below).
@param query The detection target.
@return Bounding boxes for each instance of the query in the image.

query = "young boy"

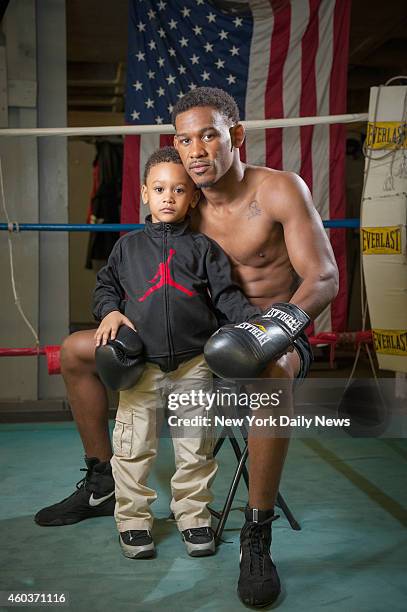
[93,147,261,559]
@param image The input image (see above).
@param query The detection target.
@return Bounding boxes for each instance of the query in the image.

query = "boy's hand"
[94,311,136,347]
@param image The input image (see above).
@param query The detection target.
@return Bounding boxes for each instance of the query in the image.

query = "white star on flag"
[177,91,184,99]
[166,74,176,85]
[155,116,163,124]
[133,81,143,91]
[230,46,239,56]
[201,71,210,81]
[136,51,145,61]
[168,19,177,29]
[215,59,225,69]
[131,110,140,121]
[157,57,165,67]
[190,54,200,65]
[180,37,189,47]
[207,13,216,23]
[178,65,186,74]
[189,83,197,90]
[158,27,166,38]
[204,42,213,53]
[157,0,166,10]
[193,25,202,36]
[168,104,174,114]
[156,86,165,97]
[219,30,229,40]
[195,0,204,5]
[147,9,156,20]
[148,40,156,50]
[145,98,154,108]
[168,48,176,57]
[181,7,191,18]
[226,74,236,84]
[147,70,155,79]
[234,17,243,27]
[137,21,146,32]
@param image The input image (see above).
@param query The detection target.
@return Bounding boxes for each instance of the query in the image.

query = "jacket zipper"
[163,224,175,370]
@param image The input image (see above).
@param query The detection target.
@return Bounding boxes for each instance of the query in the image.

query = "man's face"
[174,106,235,188]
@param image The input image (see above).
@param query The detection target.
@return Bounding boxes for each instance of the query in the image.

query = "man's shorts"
[293,332,313,380]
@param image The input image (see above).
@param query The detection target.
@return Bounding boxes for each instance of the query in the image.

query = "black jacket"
[93,215,261,371]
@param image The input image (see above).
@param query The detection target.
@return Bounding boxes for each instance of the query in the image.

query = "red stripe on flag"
[121,136,141,224]
[329,0,351,331]
[160,134,174,148]
[265,1,291,170]
[299,0,319,194]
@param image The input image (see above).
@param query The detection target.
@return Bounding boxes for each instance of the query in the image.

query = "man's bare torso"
[191,166,300,310]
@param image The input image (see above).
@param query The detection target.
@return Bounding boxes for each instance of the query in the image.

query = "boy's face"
[141,162,199,224]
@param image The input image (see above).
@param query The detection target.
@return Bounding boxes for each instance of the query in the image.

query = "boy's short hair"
[171,87,240,127]
[143,146,183,183]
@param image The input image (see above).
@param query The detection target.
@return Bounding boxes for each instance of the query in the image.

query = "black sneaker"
[119,530,155,559]
[238,506,281,607]
[182,526,215,557]
[34,457,115,526]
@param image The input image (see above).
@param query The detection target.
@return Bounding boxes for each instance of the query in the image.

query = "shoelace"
[75,463,109,493]
[127,530,151,542]
[188,527,211,539]
[246,515,279,576]
[75,467,91,491]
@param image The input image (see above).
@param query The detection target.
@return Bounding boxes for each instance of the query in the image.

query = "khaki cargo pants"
[111,354,217,532]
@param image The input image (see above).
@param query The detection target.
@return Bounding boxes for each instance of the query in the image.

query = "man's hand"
[94,311,136,347]
[204,303,310,379]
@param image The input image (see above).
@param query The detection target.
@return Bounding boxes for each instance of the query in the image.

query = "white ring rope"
[0,113,368,138]
[0,159,39,346]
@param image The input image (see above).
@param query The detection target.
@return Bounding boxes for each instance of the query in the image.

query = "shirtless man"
[35,88,338,607]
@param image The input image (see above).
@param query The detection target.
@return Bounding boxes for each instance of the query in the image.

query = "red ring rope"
[0,331,373,376]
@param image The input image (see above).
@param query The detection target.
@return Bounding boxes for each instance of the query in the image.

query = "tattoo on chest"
[247,201,261,220]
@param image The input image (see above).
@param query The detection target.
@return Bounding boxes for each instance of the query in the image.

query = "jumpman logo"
[138,249,197,302]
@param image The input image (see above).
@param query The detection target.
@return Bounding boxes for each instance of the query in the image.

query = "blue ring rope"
[0,219,360,232]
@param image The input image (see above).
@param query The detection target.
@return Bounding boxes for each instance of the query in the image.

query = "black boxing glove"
[204,302,310,379]
[95,325,145,391]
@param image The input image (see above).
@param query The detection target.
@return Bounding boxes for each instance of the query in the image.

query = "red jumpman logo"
[138,249,197,302]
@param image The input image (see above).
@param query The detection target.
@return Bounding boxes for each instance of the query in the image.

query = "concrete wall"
[0,0,68,401]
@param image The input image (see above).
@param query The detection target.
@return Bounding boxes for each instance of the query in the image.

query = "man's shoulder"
[245,166,310,214]
[245,165,302,191]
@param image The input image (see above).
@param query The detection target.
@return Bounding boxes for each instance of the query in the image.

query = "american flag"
[122,0,351,332]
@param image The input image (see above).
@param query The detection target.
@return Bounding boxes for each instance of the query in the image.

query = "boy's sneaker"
[119,530,155,559]
[34,457,115,526]
[238,506,281,607]
[182,526,215,557]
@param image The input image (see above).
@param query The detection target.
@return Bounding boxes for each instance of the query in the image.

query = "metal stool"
[210,381,301,543]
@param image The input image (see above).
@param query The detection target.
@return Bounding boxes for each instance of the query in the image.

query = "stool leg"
[228,435,249,489]
[214,445,248,544]
[276,492,301,530]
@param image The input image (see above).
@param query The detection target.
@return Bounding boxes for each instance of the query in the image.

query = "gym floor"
[1,421,406,611]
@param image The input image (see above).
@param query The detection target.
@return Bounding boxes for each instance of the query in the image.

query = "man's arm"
[204,238,262,323]
[265,172,339,320]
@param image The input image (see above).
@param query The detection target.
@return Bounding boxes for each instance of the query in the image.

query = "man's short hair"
[143,146,183,183]
[172,87,240,126]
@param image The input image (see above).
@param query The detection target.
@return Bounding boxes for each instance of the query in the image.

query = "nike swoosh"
[89,490,115,507]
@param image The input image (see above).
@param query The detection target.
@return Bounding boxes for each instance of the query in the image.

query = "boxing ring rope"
[0,219,360,232]
[0,111,369,373]
[0,113,368,138]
